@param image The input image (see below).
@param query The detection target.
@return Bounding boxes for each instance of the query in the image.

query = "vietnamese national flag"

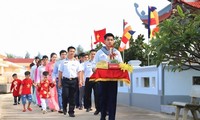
[94,28,106,44]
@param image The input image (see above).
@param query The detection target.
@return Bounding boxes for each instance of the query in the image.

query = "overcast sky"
[0,0,170,58]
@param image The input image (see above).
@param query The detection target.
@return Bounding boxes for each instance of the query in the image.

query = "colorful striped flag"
[119,19,135,52]
[148,6,159,39]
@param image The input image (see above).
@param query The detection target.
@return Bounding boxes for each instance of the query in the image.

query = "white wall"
[131,66,159,95]
[118,63,200,97]
[118,72,131,93]
[118,84,130,93]
[164,69,200,95]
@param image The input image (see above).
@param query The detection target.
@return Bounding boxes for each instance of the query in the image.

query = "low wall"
[132,93,161,112]
[0,76,7,84]
[0,84,11,94]
[118,92,130,106]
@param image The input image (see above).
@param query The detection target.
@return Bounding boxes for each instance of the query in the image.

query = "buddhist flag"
[119,20,135,52]
[148,6,159,39]
[94,28,106,44]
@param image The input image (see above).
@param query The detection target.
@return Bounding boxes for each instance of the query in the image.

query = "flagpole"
[123,50,124,62]
[148,38,150,66]
[122,19,125,62]
[148,6,150,66]
[91,35,93,50]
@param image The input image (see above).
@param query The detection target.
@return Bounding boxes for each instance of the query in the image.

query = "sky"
[0,0,170,58]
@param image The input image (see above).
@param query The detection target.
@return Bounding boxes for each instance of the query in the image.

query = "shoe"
[100,118,106,120]
[94,110,99,115]
[69,113,75,117]
[13,103,17,105]
[79,107,83,110]
[106,111,109,116]
[51,109,57,112]
[42,110,47,114]
[58,110,63,113]
[86,108,90,112]
[63,110,67,115]
[90,108,93,111]
[22,109,26,112]
[18,102,20,104]
[27,107,32,111]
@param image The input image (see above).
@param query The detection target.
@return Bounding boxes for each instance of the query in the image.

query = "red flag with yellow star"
[94,28,106,44]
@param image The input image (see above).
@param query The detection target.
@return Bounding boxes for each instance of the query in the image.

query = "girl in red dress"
[37,71,55,114]
[10,73,22,105]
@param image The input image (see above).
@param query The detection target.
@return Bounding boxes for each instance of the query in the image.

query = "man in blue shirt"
[52,50,67,113]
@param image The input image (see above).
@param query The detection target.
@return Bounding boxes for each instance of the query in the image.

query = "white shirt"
[82,60,94,78]
[59,58,83,78]
[30,65,37,81]
[94,48,123,64]
[38,65,46,83]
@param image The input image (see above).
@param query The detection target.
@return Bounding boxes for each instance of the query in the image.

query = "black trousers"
[75,82,80,108]
[62,78,78,114]
[100,81,118,120]
[14,96,21,104]
[84,78,100,111]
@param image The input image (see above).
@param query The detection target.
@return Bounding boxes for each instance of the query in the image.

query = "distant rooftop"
[4,58,34,63]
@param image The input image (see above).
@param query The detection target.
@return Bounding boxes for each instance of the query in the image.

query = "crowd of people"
[10,33,123,120]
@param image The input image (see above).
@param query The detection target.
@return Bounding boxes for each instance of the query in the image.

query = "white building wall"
[117,61,200,112]
[164,69,200,95]
[118,83,130,93]
[131,66,159,95]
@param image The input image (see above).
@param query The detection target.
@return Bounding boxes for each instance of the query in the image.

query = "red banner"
[90,68,130,84]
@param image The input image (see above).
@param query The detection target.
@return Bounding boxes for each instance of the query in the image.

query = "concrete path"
[0,94,176,120]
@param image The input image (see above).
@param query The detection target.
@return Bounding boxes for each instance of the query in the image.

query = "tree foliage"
[6,53,16,58]
[5,53,23,58]
[76,45,84,55]
[25,52,30,58]
[37,52,42,59]
[123,34,148,66]
[149,6,200,71]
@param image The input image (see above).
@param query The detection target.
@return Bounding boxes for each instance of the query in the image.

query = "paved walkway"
[0,94,175,120]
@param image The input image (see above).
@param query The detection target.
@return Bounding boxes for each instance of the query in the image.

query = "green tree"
[25,52,30,58]
[94,43,103,51]
[6,53,16,58]
[123,34,148,66]
[77,45,84,55]
[149,6,200,71]
[37,52,42,59]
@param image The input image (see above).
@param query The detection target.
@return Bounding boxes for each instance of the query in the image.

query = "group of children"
[10,71,55,114]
